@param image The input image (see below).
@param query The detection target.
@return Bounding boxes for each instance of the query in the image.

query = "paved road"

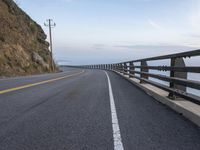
[0,67,200,150]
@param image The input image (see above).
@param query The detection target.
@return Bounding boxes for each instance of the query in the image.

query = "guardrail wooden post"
[119,63,122,72]
[111,64,113,70]
[121,63,123,73]
[117,64,119,72]
[117,64,120,72]
[129,62,134,78]
[118,63,122,73]
[140,61,148,83]
[123,62,127,75]
[168,57,187,99]
[114,64,116,71]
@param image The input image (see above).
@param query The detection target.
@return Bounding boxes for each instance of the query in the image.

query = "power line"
[44,19,56,71]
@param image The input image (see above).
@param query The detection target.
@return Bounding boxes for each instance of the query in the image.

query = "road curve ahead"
[0,67,200,150]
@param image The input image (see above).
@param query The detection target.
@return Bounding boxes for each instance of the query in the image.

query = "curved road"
[0,67,200,150]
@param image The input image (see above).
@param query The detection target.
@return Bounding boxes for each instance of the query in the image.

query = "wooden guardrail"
[78,49,200,105]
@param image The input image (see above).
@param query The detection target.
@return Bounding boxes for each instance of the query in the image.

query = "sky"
[15,0,200,65]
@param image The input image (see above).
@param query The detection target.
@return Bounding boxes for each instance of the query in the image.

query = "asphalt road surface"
[0,67,200,150]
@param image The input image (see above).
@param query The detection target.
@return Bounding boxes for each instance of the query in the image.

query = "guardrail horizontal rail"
[77,49,200,105]
[133,66,200,73]
[123,49,200,63]
[117,70,200,105]
[122,69,200,90]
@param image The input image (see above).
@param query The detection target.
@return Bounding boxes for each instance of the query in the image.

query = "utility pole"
[44,19,56,71]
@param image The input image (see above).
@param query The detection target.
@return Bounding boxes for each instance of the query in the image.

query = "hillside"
[0,0,56,77]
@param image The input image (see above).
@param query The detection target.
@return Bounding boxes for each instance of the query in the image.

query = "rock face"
[0,0,56,76]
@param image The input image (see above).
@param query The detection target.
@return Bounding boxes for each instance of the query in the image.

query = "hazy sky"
[16,0,200,65]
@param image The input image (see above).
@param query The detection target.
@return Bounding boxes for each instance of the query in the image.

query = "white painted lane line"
[104,71,125,150]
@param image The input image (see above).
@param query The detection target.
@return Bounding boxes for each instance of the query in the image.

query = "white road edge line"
[104,71,125,150]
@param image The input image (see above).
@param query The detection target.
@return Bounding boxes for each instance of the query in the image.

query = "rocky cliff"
[0,0,56,77]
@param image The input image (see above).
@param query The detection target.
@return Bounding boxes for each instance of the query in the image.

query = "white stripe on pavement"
[104,71,125,150]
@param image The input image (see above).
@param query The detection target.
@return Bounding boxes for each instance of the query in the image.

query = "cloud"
[186,0,200,32]
[92,44,108,50]
[56,59,72,63]
[148,19,163,30]
[114,44,197,51]
[185,33,200,38]
[189,11,200,32]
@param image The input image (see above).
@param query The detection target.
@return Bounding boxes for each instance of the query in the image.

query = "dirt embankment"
[0,0,56,77]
